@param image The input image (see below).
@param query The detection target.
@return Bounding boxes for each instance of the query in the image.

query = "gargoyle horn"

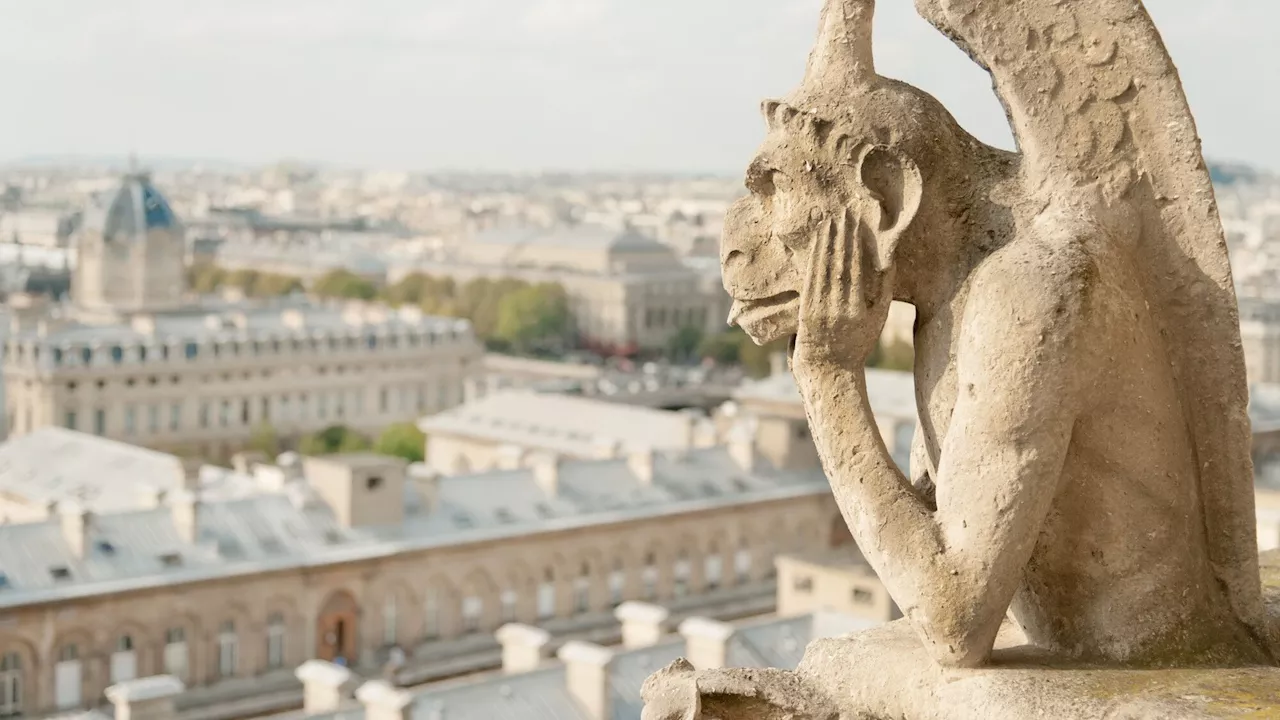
[801,0,877,95]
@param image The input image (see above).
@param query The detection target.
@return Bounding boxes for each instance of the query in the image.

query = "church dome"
[81,173,180,242]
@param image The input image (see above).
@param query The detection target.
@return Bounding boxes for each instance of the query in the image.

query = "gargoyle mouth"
[727,291,800,328]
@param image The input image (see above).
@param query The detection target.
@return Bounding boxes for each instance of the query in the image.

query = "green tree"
[494,283,572,354]
[188,263,226,294]
[698,329,743,365]
[667,325,704,364]
[313,269,378,300]
[374,422,426,463]
[867,338,914,372]
[246,423,280,457]
[299,425,371,455]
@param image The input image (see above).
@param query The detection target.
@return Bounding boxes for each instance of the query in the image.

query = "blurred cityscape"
[0,155,1275,720]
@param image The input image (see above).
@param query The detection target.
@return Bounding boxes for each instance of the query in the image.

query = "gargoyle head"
[722,0,973,345]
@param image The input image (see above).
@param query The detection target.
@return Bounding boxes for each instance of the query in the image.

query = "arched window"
[609,560,626,608]
[110,634,136,683]
[217,621,238,678]
[674,551,691,598]
[267,613,286,669]
[735,540,752,585]
[500,589,518,623]
[462,595,483,634]
[643,552,659,600]
[54,644,80,710]
[0,652,21,717]
[537,569,556,620]
[705,542,724,591]
[382,597,398,646]
[164,627,187,680]
[574,564,591,614]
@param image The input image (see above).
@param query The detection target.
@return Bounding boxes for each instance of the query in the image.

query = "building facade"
[392,226,730,354]
[3,174,480,458]
[3,303,478,458]
[0,434,839,717]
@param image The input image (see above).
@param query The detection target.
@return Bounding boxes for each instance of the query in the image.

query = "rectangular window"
[123,405,136,436]
[93,409,106,436]
[169,402,181,431]
[148,404,160,434]
[379,388,388,413]
[64,410,76,430]
[198,403,210,429]
[219,401,229,428]
[674,557,691,597]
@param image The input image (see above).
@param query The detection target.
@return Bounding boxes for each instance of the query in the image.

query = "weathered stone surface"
[645,0,1280,715]
[797,621,1280,720]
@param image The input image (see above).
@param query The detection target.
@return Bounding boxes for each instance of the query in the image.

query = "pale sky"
[1,0,1274,173]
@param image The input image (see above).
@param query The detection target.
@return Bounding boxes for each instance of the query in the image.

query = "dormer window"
[159,553,183,568]
[49,566,71,581]
[366,476,383,491]
[96,540,116,556]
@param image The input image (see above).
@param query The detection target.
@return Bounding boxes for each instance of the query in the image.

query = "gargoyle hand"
[792,207,893,371]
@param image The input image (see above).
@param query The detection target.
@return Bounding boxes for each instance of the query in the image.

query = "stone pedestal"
[798,620,1280,720]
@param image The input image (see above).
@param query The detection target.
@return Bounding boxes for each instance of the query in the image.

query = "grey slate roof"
[420,390,708,459]
[391,613,861,720]
[734,368,918,423]
[7,298,472,348]
[0,428,185,514]
[0,436,827,608]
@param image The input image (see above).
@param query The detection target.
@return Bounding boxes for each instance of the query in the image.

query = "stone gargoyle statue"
[643,0,1280,717]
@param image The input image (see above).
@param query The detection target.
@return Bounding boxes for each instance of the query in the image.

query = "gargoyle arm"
[794,239,1087,668]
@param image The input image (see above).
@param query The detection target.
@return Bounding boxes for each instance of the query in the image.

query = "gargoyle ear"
[857,145,922,271]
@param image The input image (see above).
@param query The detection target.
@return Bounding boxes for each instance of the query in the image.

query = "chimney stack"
[59,501,91,559]
[728,430,756,473]
[614,602,669,649]
[295,660,354,715]
[557,641,614,720]
[169,490,200,545]
[677,617,736,670]
[532,453,561,496]
[105,675,185,720]
[494,623,551,674]
[355,680,414,720]
[626,448,655,486]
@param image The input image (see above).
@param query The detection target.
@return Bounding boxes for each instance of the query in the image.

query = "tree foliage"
[299,425,371,456]
[186,263,303,298]
[698,327,784,378]
[246,423,280,457]
[313,269,378,300]
[666,325,705,364]
[494,283,572,355]
[381,273,574,354]
[374,422,426,463]
[867,338,914,372]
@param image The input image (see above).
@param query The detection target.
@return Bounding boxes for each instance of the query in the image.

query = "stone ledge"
[798,620,1280,720]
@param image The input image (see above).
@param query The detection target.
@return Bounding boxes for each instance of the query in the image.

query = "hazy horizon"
[3,0,1276,174]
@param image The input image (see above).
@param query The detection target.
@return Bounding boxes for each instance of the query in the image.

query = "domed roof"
[81,173,180,241]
